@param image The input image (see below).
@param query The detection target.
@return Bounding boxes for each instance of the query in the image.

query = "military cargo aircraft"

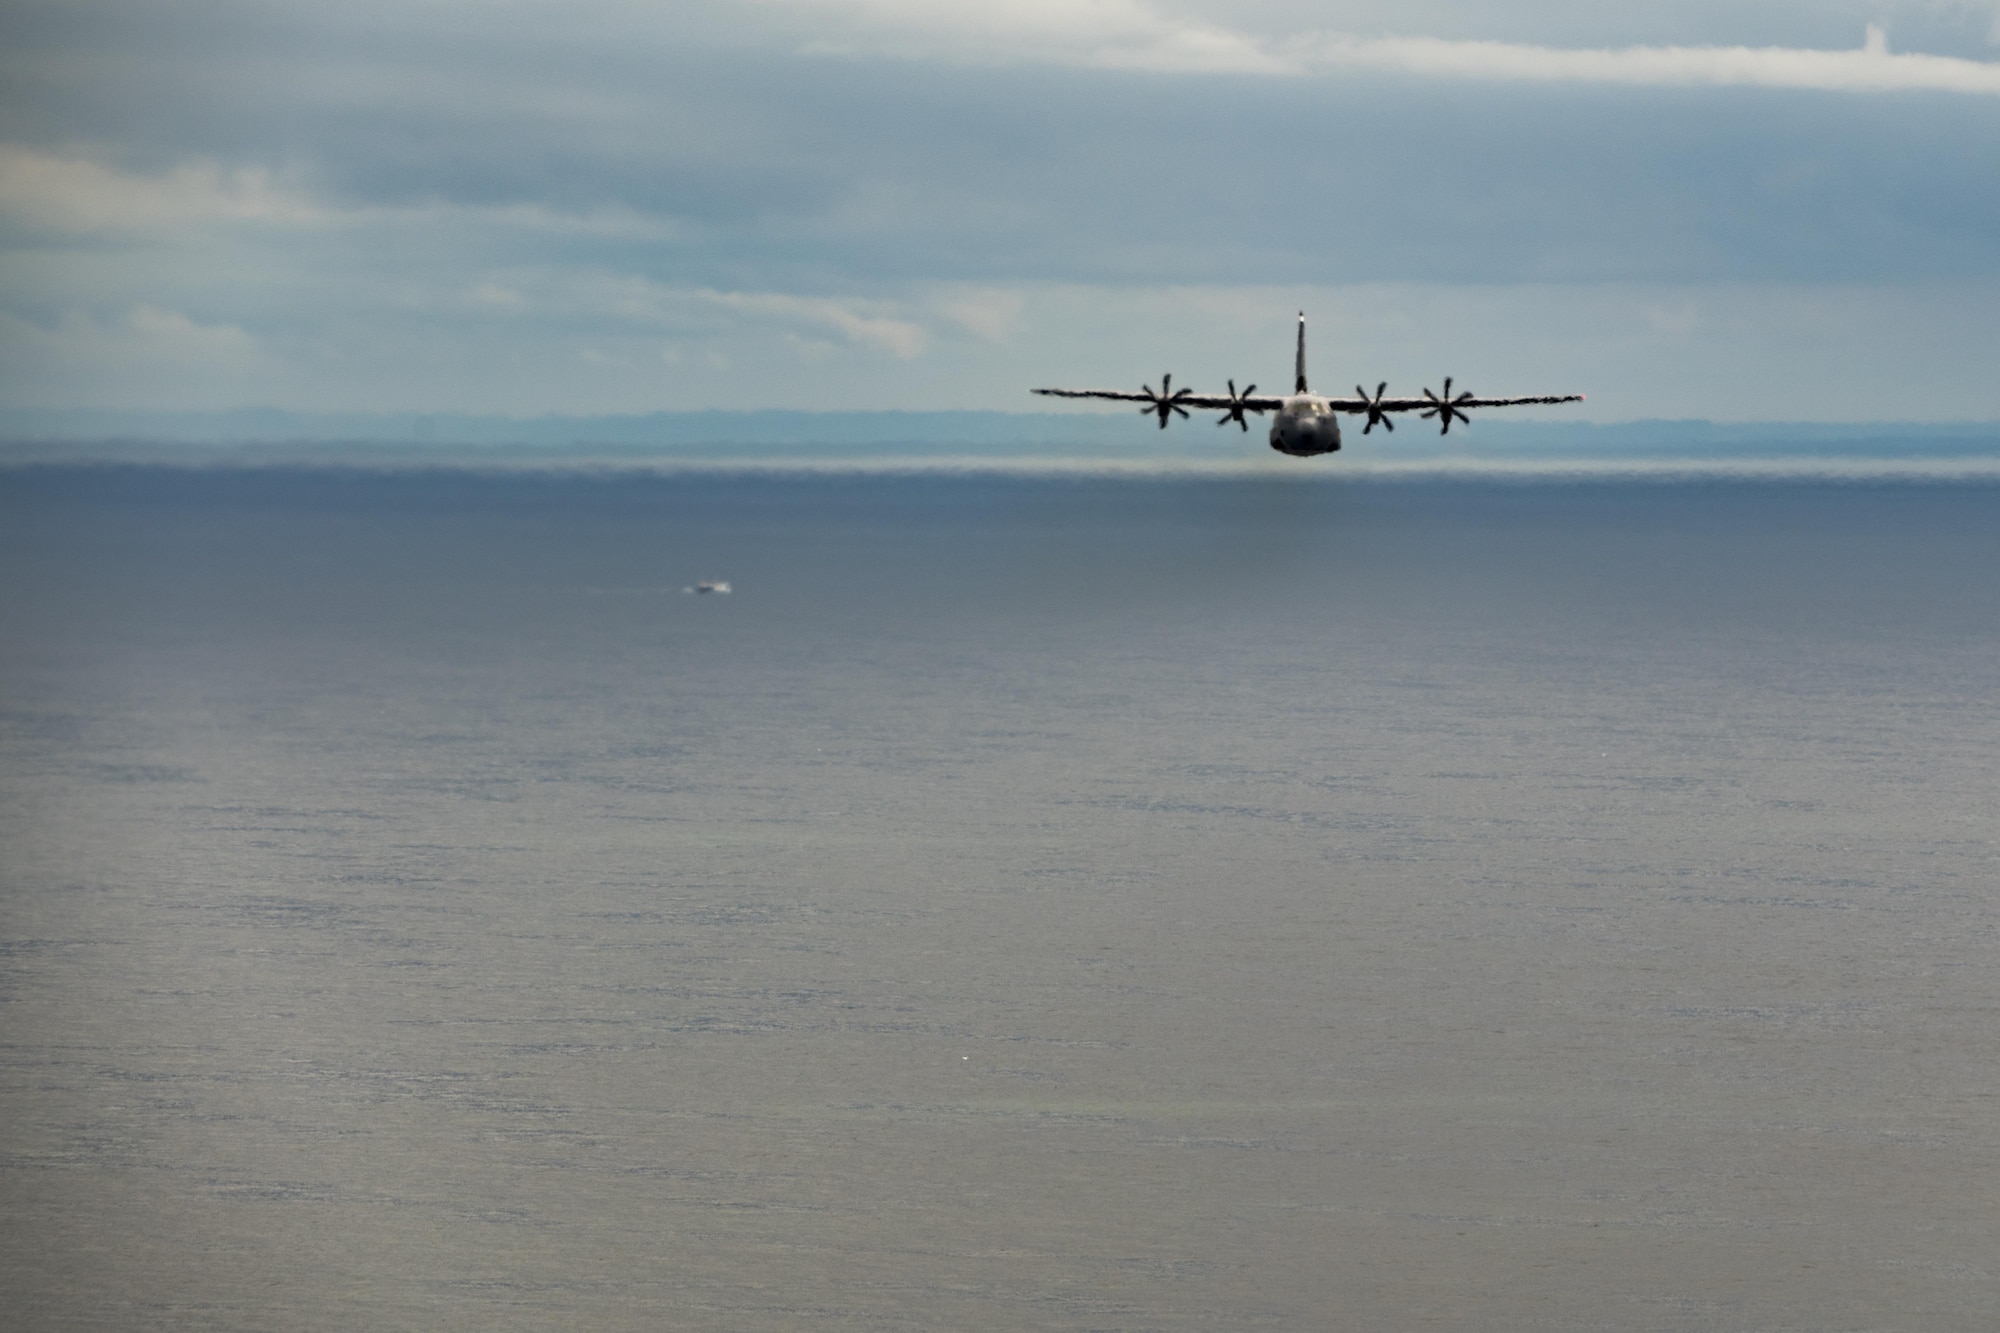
[1033,313,1583,457]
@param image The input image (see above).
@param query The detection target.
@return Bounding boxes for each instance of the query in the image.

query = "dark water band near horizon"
[2,466,1997,1330]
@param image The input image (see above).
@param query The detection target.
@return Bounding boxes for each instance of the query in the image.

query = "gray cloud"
[754,0,2000,90]
[4,0,1998,415]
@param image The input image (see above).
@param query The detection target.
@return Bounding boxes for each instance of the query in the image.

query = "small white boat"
[691,580,731,595]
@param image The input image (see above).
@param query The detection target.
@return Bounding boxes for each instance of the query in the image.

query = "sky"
[3,0,1999,421]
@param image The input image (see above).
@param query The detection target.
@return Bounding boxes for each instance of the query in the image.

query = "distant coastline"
[3,408,1998,477]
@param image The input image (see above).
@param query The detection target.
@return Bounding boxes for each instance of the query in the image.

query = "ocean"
[2,464,1997,1329]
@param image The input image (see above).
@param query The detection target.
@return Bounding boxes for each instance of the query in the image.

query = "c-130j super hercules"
[1033,313,1583,458]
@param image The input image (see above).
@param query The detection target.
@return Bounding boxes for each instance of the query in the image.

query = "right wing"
[1031,387,1286,411]
[1031,387,1153,403]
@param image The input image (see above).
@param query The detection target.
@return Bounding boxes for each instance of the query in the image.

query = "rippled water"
[2,468,1997,1329]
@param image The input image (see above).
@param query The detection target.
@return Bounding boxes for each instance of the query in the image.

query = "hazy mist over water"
[2,468,1997,1330]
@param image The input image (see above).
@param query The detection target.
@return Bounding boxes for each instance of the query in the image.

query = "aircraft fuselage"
[1269,396,1341,456]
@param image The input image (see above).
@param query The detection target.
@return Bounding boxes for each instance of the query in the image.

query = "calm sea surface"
[2,468,1997,1330]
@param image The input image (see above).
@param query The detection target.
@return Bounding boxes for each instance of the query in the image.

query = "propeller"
[1357,382,1395,435]
[1421,377,1474,435]
[1215,380,1258,431]
[1138,373,1193,429]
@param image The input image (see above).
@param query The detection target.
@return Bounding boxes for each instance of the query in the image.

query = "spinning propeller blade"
[1421,377,1475,435]
[1357,382,1395,435]
[1215,380,1258,431]
[1138,372,1193,428]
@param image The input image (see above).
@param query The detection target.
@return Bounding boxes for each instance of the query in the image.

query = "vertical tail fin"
[1294,312,1307,393]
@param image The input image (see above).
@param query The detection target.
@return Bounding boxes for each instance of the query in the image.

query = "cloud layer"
[1293,26,2000,93]
[4,1,2000,418]
[769,0,2000,92]
[0,146,320,232]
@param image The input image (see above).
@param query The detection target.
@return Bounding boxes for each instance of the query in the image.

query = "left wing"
[1322,394,1587,411]
[1322,381,1585,434]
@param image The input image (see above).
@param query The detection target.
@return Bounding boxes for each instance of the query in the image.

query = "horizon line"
[5,407,2000,429]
